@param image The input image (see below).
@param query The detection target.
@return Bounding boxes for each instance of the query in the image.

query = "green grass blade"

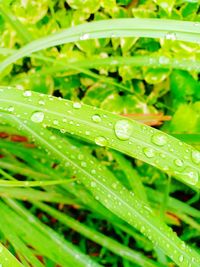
[0,18,199,72]
[0,187,75,204]
[0,177,74,187]
[1,48,199,72]
[0,242,24,267]
[0,88,199,188]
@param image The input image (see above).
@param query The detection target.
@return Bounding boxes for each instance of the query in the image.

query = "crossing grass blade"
[0,19,199,72]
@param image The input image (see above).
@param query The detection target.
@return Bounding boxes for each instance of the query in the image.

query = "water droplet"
[38,100,45,105]
[91,169,96,174]
[159,56,170,65]
[143,147,155,158]
[174,159,184,167]
[80,33,89,40]
[23,91,32,97]
[95,136,107,147]
[92,114,101,123]
[7,106,14,112]
[179,255,184,263]
[182,167,199,185]
[53,120,59,125]
[31,111,44,123]
[91,181,96,187]
[81,161,87,167]
[165,32,176,40]
[191,151,200,165]
[73,102,82,109]
[152,133,167,146]
[114,119,133,141]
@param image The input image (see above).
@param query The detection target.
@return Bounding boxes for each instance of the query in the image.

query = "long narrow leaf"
[0,88,199,188]
[0,19,199,72]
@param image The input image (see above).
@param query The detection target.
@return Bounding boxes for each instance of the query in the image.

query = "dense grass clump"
[0,1,199,267]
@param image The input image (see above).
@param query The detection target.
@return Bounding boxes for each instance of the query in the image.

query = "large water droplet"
[95,136,107,147]
[143,147,155,158]
[92,114,101,123]
[152,133,167,146]
[191,151,200,165]
[31,111,44,123]
[114,119,133,140]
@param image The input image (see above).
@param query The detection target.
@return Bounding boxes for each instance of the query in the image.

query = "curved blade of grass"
[34,201,163,267]
[0,18,199,72]
[0,242,24,267]
[0,88,199,188]
[2,114,200,267]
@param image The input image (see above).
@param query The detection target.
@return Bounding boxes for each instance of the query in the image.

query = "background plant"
[0,0,199,267]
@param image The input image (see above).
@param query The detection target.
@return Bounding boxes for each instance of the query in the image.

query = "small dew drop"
[80,33,89,40]
[92,114,101,123]
[159,56,170,65]
[114,119,133,141]
[23,91,32,97]
[73,102,82,109]
[53,120,59,125]
[91,181,96,188]
[31,111,44,123]
[182,167,199,185]
[7,106,14,112]
[95,136,107,147]
[81,161,87,167]
[174,159,184,167]
[191,151,200,165]
[165,32,177,40]
[143,147,155,158]
[91,169,96,174]
[179,255,184,263]
[38,100,45,105]
[152,133,167,146]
